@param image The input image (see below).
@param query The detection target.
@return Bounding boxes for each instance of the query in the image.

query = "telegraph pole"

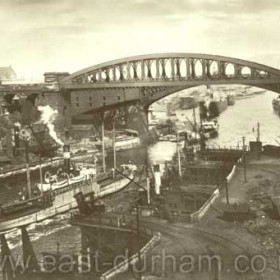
[242,136,247,183]
[136,203,142,280]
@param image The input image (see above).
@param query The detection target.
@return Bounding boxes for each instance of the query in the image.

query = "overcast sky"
[1,0,280,79]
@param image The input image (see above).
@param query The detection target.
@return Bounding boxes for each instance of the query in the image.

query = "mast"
[177,131,182,176]
[39,155,43,194]
[25,141,31,199]
[101,115,106,173]
[193,107,197,134]
[257,122,260,142]
[112,115,116,178]
[113,116,116,169]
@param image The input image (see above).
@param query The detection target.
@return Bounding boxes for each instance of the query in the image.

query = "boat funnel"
[154,164,161,195]
[63,144,71,173]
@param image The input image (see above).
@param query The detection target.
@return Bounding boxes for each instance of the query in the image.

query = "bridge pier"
[79,224,138,275]
[0,227,40,280]
[1,234,15,280]
[20,227,39,274]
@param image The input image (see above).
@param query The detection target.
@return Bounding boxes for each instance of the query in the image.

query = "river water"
[3,90,280,279]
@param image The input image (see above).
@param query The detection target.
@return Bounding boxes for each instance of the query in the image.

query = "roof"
[0,66,16,79]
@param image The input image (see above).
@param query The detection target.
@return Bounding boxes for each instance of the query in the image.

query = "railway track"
[139,219,263,280]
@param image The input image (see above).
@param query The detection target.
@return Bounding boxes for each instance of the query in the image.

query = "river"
[3,89,280,279]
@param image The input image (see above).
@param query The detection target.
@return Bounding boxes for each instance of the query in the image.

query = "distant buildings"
[0,66,17,82]
[44,72,69,84]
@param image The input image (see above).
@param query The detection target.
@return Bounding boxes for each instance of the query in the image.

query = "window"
[89,102,92,107]
[76,103,79,107]
[89,96,92,101]
[118,96,121,101]
[103,96,106,101]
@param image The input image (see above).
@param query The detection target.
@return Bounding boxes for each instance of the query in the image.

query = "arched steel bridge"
[57,53,280,123]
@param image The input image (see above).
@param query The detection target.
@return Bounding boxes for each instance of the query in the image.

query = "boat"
[208,97,228,118]
[235,87,265,100]
[0,151,136,233]
[227,95,235,106]
[253,89,266,95]
[185,131,201,145]
[272,95,280,115]
[95,129,141,151]
[201,120,219,138]
[170,96,198,116]
[159,134,177,142]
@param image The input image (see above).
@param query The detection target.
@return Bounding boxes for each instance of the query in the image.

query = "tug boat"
[201,120,219,138]
[272,95,280,115]
[0,156,136,233]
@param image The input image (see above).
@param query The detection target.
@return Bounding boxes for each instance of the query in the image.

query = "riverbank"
[200,154,280,279]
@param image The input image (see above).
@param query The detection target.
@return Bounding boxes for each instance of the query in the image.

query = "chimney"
[63,144,71,173]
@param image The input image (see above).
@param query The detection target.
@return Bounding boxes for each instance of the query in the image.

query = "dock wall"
[190,164,237,223]
[100,233,161,280]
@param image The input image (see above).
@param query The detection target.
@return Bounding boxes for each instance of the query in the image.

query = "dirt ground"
[201,154,280,278]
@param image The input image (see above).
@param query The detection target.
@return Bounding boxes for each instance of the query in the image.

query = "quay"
[66,145,280,280]
[1,52,280,280]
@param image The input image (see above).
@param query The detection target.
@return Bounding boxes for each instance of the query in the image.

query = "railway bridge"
[54,53,280,135]
[3,53,280,137]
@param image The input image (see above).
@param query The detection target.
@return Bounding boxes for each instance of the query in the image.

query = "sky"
[1,0,280,80]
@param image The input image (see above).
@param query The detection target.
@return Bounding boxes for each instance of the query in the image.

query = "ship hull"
[227,95,235,106]
[0,177,131,233]
[208,99,228,118]
[272,100,280,115]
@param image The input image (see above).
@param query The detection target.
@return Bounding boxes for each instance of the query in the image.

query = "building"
[0,66,17,82]
[44,72,69,84]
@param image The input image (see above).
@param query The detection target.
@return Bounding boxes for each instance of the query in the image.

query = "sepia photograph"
[0,0,280,279]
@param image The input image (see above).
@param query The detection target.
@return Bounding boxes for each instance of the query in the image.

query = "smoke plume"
[37,105,64,146]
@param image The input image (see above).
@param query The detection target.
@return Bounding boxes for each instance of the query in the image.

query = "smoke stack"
[63,144,70,173]
[154,164,161,195]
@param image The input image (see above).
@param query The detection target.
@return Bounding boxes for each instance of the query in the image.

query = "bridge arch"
[60,53,280,87]
[58,53,280,114]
